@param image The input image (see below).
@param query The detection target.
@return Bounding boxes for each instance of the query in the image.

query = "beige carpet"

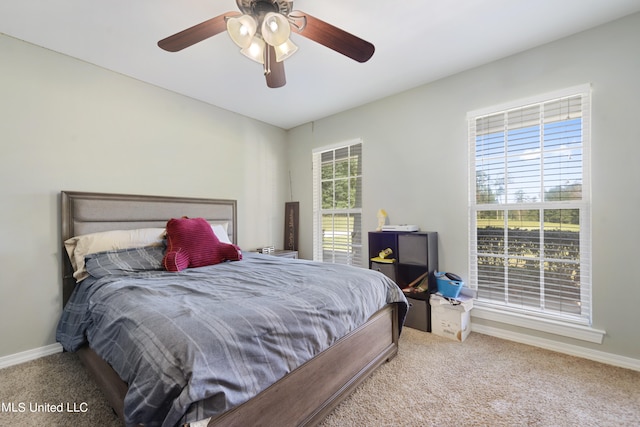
[320,328,640,426]
[1,329,639,426]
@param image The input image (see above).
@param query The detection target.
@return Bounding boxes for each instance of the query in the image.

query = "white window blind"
[312,141,363,266]
[468,85,592,325]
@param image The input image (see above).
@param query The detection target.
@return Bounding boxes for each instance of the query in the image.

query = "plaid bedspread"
[57,249,407,427]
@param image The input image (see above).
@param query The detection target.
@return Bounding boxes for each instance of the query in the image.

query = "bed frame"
[60,191,400,426]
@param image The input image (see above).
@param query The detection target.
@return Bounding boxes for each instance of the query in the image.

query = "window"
[468,85,592,326]
[312,141,363,266]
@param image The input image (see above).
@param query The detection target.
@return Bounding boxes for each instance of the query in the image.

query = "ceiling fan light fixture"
[261,12,291,47]
[241,35,266,64]
[226,14,257,48]
[158,1,376,88]
[274,39,298,62]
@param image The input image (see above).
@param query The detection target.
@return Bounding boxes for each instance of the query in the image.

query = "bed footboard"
[208,303,399,426]
[76,304,399,427]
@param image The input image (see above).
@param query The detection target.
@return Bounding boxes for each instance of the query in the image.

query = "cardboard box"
[429,294,473,342]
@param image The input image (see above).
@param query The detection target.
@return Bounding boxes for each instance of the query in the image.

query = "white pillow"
[65,228,166,282]
[210,223,232,244]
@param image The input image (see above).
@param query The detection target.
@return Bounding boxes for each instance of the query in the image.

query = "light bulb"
[241,36,265,64]
[274,39,298,62]
[227,15,257,48]
[261,12,290,46]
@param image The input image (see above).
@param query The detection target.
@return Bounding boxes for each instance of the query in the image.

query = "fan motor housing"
[236,0,293,17]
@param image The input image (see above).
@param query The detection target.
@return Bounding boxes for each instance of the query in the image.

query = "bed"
[57,191,407,427]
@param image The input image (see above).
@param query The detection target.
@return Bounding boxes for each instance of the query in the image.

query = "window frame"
[312,140,363,266]
[467,85,599,340]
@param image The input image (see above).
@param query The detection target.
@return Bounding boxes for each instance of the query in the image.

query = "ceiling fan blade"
[158,12,240,52]
[290,11,374,63]
[265,45,286,88]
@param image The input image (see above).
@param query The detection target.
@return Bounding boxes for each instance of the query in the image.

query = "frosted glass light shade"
[227,14,257,48]
[274,39,298,62]
[241,36,266,64]
[261,12,290,46]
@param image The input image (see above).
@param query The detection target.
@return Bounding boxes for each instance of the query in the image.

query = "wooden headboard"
[61,191,237,306]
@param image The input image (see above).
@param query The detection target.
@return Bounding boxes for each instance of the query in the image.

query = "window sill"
[471,304,606,344]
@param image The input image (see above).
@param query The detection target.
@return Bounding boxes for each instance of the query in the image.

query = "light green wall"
[287,13,640,360]
[2,12,639,363]
[0,34,288,357]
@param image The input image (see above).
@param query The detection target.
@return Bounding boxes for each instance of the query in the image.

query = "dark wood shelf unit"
[368,231,438,331]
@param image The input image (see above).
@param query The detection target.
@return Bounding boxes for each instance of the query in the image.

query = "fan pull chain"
[264,45,272,76]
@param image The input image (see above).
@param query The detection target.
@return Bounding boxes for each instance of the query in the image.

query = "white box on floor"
[429,294,473,342]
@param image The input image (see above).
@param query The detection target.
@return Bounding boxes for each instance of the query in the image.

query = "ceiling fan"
[158,0,375,88]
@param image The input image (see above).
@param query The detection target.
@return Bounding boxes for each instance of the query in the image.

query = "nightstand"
[271,250,298,259]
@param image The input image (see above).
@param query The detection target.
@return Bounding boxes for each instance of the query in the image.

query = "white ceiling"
[2,0,640,129]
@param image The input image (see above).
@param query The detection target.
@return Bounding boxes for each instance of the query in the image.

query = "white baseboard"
[472,323,640,372]
[0,343,63,370]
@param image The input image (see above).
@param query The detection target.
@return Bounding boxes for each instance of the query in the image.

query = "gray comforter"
[57,247,407,427]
